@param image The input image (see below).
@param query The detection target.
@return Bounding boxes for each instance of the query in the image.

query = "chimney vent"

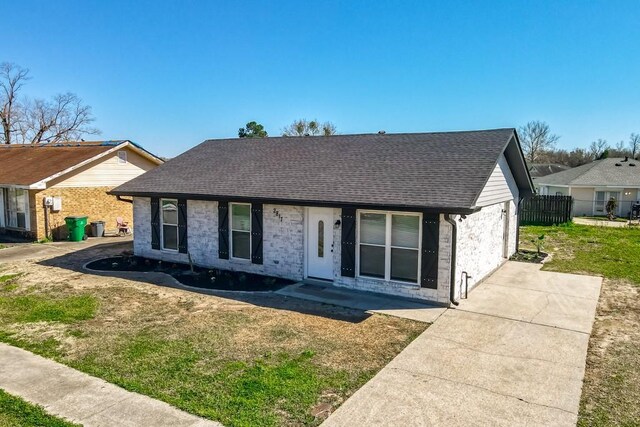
[378,130,386,134]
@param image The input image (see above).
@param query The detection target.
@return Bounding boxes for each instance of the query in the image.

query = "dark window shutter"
[218,202,229,259]
[177,199,188,253]
[251,203,263,264]
[421,213,439,289]
[151,197,160,250]
[341,208,356,277]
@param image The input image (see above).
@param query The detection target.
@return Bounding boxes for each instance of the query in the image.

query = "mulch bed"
[510,250,548,264]
[86,256,295,291]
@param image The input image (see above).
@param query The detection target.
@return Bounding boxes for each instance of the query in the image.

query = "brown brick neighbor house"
[0,140,163,240]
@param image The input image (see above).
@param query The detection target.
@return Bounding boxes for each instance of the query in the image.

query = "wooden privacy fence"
[519,195,573,225]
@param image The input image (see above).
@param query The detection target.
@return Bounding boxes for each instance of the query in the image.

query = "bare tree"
[0,62,99,144]
[0,63,30,144]
[589,139,609,160]
[629,133,640,158]
[282,119,337,137]
[519,121,560,163]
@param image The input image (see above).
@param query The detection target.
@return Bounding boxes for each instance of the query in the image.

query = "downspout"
[444,214,459,306]
[516,197,524,252]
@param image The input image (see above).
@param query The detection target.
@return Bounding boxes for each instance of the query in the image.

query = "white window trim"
[593,190,622,216]
[356,210,422,285]
[230,202,252,261]
[4,188,30,231]
[160,198,179,252]
[117,150,128,164]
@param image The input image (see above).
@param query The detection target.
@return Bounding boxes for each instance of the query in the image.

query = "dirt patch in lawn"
[0,251,427,426]
[578,278,640,426]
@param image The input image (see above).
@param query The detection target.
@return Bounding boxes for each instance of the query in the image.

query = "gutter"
[444,214,459,306]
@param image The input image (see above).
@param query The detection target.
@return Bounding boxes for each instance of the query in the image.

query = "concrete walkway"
[276,281,446,323]
[323,261,602,426]
[573,217,630,227]
[0,343,220,427]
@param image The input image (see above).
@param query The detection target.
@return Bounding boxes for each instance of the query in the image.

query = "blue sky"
[4,1,639,157]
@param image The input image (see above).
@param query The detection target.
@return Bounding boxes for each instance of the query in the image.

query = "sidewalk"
[0,343,221,427]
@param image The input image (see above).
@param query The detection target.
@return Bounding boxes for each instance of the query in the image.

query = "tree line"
[520,120,640,167]
[1,63,98,144]
[239,119,337,138]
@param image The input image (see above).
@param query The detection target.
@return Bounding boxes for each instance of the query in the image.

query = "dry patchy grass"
[520,225,640,426]
[0,258,426,426]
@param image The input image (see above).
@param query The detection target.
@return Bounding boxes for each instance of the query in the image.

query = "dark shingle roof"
[537,158,640,186]
[529,163,570,179]
[112,129,531,212]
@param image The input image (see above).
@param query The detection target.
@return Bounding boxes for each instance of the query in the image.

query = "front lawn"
[0,267,426,426]
[520,224,640,426]
[0,388,79,427]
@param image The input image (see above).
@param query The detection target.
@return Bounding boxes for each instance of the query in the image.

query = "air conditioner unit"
[43,197,53,207]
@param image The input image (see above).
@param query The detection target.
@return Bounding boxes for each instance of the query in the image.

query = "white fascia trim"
[30,141,162,189]
[0,184,34,190]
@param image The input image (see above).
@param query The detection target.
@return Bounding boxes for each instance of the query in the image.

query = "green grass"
[520,223,640,284]
[520,224,640,426]
[0,294,97,324]
[0,271,424,426]
[0,244,7,250]
[72,333,359,426]
[0,388,80,427]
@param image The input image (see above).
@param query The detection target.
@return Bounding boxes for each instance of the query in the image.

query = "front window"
[161,199,178,250]
[595,191,620,214]
[5,188,28,230]
[231,203,251,259]
[358,211,421,283]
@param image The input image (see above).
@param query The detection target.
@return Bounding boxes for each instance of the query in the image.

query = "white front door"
[307,208,334,280]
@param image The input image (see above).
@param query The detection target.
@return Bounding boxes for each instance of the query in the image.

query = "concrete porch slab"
[276,282,446,323]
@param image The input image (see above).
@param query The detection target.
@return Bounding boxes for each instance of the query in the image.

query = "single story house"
[0,141,163,240]
[537,157,640,217]
[111,129,534,305]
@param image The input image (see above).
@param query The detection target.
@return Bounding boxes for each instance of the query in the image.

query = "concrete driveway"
[0,236,132,264]
[323,261,602,426]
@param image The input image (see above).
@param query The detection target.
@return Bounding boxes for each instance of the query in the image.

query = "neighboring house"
[528,163,570,189]
[537,157,640,217]
[0,141,163,240]
[111,129,533,305]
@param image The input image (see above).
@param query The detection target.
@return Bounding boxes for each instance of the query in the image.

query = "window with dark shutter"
[218,202,229,259]
[341,208,356,277]
[177,199,188,253]
[251,203,263,264]
[421,214,439,289]
[151,197,160,250]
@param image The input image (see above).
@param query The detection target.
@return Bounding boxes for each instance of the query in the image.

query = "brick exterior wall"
[453,200,518,299]
[332,211,452,305]
[133,198,305,280]
[30,187,133,240]
[133,198,454,304]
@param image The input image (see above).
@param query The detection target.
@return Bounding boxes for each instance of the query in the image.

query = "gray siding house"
[111,129,533,306]
[537,157,640,217]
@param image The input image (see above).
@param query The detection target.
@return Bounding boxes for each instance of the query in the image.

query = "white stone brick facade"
[132,196,517,306]
[133,198,304,280]
[452,199,518,299]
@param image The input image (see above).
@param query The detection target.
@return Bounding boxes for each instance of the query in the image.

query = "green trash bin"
[64,216,88,241]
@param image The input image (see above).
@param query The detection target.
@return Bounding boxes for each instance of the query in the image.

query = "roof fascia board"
[0,183,36,190]
[108,190,479,215]
[123,141,164,164]
[34,142,130,188]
